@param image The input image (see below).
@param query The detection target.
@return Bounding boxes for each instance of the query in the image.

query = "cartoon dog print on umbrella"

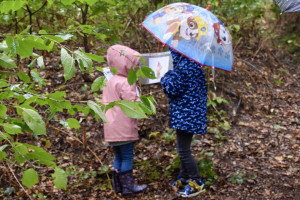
[213,22,231,45]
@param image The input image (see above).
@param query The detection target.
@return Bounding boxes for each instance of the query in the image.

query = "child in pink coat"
[103,44,147,196]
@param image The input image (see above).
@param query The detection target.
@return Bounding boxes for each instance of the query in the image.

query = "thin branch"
[239,59,263,75]
[32,1,48,15]
[11,89,88,105]
[0,85,12,89]
[5,162,34,200]
[122,7,141,35]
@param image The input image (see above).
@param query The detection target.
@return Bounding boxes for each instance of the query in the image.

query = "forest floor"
[1,44,299,200]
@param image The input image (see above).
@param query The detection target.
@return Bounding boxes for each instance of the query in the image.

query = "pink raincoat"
[103,45,141,142]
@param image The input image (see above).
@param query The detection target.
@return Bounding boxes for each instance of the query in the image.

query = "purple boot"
[111,170,122,193]
[118,170,147,196]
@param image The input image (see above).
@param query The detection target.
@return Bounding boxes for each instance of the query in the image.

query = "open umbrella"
[273,0,300,13]
[141,2,233,72]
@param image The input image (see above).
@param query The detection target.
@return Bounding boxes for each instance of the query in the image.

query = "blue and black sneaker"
[177,179,206,198]
[170,176,189,191]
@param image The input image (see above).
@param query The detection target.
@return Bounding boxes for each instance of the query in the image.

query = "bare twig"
[240,59,263,75]
[233,96,242,116]
[122,7,141,35]
[252,37,269,59]
[5,162,34,200]
[233,37,242,52]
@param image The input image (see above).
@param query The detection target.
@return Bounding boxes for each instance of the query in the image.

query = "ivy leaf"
[52,167,67,190]
[91,76,106,92]
[21,108,46,135]
[22,168,39,188]
[127,66,137,85]
[87,100,108,123]
[0,53,17,68]
[113,100,147,119]
[61,48,76,81]
[67,118,80,129]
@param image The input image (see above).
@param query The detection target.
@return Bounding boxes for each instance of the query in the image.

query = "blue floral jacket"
[161,49,207,134]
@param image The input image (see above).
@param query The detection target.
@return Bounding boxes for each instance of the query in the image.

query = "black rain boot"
[118,169,147,196]
[111,170,122,193]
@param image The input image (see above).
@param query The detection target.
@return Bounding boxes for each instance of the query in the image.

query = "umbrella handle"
[206,5,211,10]
[212,66,216,91]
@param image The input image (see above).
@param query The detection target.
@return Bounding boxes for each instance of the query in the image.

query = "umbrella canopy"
[141,2,233,72]
[274,0,300,13]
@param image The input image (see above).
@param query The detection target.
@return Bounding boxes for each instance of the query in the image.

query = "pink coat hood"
[103,45,141,142]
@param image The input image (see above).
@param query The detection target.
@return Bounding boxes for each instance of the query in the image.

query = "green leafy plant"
[148,128,176,144]
[134,160,161,180]
[161,128,176,144]
[164,154,180,177]
[231,171,245,184]
[272,74,283,86]
[198,151,218,188]
[0,2,157,195]
[207,93,230,141]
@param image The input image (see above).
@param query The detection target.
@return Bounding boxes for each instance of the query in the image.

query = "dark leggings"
[176,129,200,180]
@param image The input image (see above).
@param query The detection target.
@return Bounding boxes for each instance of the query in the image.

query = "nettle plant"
[0,4,156,194]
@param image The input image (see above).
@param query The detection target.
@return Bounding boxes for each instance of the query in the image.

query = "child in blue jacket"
[161,48,207,198]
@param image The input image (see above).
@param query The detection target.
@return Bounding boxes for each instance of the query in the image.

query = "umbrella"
[141,2,233,72]
[273,0,300,13]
